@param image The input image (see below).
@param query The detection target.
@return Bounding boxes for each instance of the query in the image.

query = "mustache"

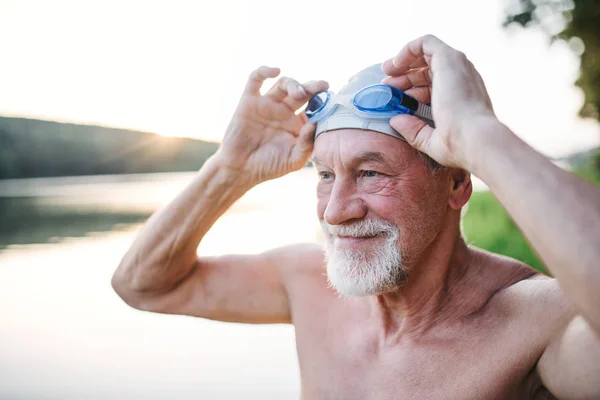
[321,219,399,238]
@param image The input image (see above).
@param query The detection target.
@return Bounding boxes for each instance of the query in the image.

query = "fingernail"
[297,85,307,96]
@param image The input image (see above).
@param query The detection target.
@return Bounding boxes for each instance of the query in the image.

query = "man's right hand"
[217,66,328,185]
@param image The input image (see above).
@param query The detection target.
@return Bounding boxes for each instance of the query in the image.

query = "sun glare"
[0,0,597,154]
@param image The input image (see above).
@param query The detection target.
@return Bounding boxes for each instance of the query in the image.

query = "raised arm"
[111,66,328,324]
[468,114,600,399]
[382,34,600,398]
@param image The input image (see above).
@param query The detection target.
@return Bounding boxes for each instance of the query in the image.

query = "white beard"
[321,218,406,297]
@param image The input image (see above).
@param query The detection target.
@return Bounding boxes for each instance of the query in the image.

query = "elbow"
[111,255,177,312]
[111,268,128,300]
[111,258,147,310]
[111,272,153,312]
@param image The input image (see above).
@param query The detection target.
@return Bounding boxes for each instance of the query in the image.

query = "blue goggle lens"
[305,92,329,117]
[354,85,393,110]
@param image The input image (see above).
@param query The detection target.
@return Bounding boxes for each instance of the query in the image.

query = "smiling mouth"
[337,235,377,239]
[334,233,385,243]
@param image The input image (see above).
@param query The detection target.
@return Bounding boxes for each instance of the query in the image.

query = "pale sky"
[1,0,598,157]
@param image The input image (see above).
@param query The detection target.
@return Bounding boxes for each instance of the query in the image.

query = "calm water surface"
[0,169,323,400]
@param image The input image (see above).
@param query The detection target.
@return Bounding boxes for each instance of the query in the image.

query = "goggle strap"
[416,103,433,121]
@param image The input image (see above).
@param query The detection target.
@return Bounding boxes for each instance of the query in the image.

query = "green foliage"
[0,116,220,179]
[504,0,600,121]
[572,150,600,183]
[463,191,547,273]
[463,167,600,274]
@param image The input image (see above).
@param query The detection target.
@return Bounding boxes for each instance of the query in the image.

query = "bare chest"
[293,311,548,400]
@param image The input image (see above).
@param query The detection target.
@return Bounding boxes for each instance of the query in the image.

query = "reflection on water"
[0,169,321,400]
[0,197,151,248]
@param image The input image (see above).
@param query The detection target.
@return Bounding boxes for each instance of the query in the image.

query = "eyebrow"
[355,151,387,165]
[311,151,390,167]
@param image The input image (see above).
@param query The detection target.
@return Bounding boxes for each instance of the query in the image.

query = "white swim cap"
[314,64,433,141]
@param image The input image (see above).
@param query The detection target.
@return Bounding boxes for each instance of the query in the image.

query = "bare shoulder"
[480,251,575,335]
[265,242,325,270]
[500,275,573,320]
[269,242,335,301]
[265,242,326,280]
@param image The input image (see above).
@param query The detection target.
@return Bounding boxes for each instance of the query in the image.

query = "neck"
[370,214,479,339]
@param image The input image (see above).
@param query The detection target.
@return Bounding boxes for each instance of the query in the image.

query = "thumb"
[389,114,434,153]
[290,122,316,167]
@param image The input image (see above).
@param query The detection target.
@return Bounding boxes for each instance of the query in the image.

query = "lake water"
[0,169,487,399]
[0,169,328,400]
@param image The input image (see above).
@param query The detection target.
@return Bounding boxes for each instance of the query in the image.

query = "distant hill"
[0,116,220,179]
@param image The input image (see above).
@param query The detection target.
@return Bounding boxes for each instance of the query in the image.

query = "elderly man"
[112,35,600,399]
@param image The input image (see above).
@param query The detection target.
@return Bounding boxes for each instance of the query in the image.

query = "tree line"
[0,116,220,179]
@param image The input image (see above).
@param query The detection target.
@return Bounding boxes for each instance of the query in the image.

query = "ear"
[448,169,472,210]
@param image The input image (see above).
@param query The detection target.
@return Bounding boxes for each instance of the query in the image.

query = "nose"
[323,178,367,226]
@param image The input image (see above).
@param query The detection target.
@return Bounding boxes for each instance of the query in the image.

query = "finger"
[381,67,431,91]
[404,86,431,104]
[382,34,448,76]
[382,56,427,73]
[265,76,305,102]
[389,114,434,153]
[284,79,329,111]
[301,80,329,97]
[290,121,316,167]
[245,66,281,95]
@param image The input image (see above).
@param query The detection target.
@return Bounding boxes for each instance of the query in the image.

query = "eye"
[318,171,333,180]
[362,170,379,178]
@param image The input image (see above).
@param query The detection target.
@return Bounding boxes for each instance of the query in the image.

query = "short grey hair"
[414,149,447,173]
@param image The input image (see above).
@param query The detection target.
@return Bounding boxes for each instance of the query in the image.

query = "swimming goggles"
[305,84,433,125]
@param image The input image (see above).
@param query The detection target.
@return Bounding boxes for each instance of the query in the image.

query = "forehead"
[312,129,415,166]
